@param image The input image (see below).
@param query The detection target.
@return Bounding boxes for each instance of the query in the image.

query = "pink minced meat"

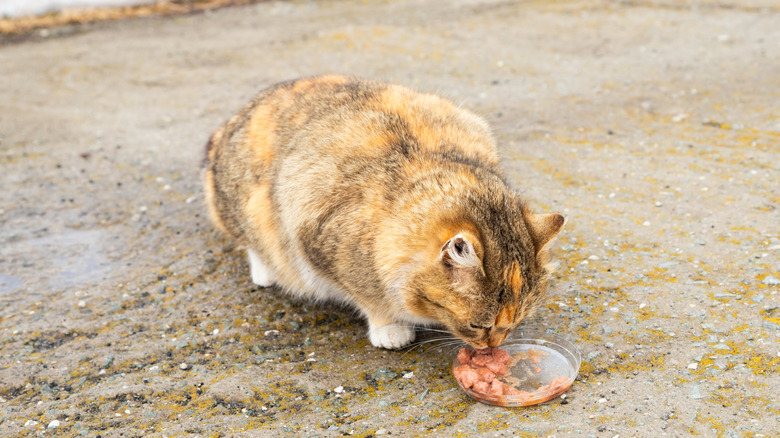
[472,381,490,393]
[475,367,496,382]
[454,346,568,400]
[492,347,511,364]
[457,348,472,365]
[488,379,504,396]
[454,346,516,396]
[485,360,509,376]
[453,364,480,389]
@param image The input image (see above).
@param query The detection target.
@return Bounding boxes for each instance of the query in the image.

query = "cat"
[202,75,565,350]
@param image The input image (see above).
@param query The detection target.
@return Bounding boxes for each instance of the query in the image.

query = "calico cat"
[203,75,564,350]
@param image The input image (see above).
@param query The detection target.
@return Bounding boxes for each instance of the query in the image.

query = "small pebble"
[334,386,344,393]
[402,372,414,379]
[264,330,280,337]
[713,293,737,299]
[687,363,698,370]
[375,429,388,436]
[179,363,190,370]
[212,329,219,336]
[47,420,60,429]
[689,385,705,399]
[762,275,780,286]
[24,420,38,427]
[763,321,780,330]
[77,300,86,308]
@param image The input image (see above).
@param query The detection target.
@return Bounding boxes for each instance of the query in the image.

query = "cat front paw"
[368,324,415,350]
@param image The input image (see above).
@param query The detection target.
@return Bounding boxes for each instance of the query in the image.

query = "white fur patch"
[247,249,275,287]
[368,322,415,349]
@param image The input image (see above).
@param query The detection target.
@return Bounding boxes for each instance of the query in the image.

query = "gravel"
[762,275,780,286]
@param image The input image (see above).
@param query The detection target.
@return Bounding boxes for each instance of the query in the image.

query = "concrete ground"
[1,0,778,436]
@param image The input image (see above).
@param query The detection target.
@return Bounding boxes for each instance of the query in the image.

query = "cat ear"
[525,213,566,252]
[440,234,481,269]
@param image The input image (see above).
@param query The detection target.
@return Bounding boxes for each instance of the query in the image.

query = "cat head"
[405,208,565,349]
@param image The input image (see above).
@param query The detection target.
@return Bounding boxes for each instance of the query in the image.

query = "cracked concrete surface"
[1,0,779,436]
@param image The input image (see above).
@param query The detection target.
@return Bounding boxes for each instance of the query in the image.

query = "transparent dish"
[452,330,581,407]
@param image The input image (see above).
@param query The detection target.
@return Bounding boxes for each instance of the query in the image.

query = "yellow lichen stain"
[744,354,780,375]
[600,353,666,376]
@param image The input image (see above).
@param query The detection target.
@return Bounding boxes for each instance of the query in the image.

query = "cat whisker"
[398,336,461,359]
[415,327,453,334]
[401,337,468,360]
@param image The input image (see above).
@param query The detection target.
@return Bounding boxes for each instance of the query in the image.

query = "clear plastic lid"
[452,330,581,407]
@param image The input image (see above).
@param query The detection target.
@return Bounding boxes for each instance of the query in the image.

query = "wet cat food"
[451,332,581,407]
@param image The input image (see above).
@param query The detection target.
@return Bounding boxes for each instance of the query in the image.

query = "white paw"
[368,323,415,350]
[247,249,275,287]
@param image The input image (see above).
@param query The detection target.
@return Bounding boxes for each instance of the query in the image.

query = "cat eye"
[469,323,491,331]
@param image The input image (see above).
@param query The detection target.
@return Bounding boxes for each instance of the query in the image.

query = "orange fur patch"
[203,169,228,234]
[292,75,348,93]
[246,104,277,169]
[488,330,510,348]
[495,304,516,328]
[510,262,523,298]
[376,87,450,149]
[244,183,287,271]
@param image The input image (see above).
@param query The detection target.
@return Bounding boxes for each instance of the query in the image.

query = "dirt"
[1,0,778,436]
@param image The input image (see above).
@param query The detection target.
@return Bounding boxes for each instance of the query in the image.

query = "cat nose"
[487,331,509,348]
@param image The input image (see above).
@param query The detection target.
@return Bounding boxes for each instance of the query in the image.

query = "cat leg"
[247,249,275,287]
[366,314,415,350]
